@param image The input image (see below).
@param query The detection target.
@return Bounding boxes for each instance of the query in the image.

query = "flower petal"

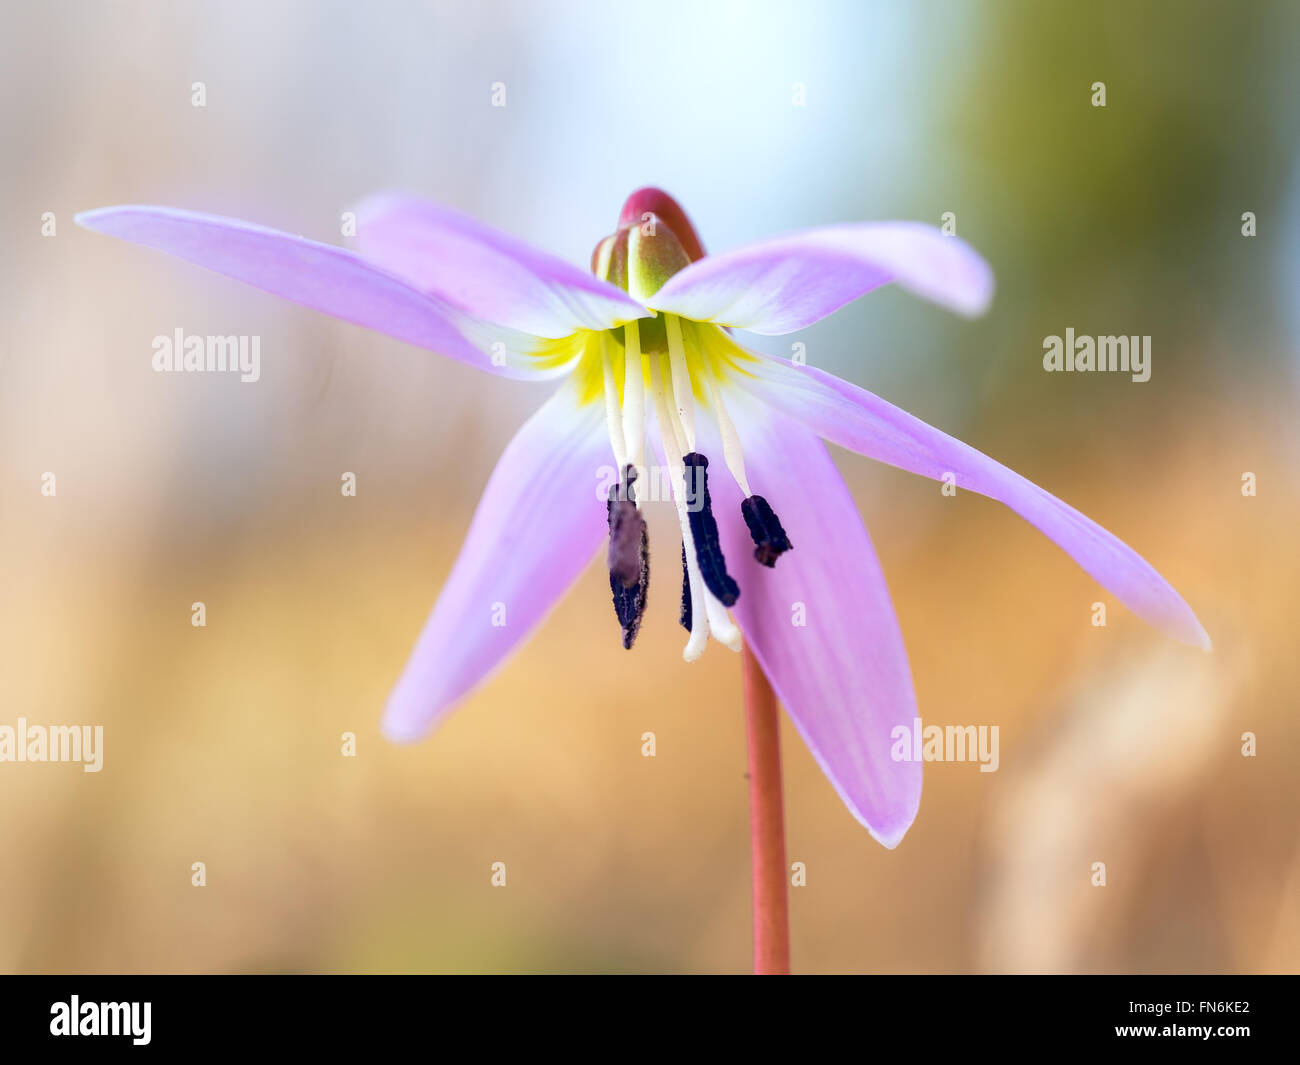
[740,354,1212,649]
[383,379,610,742]
[76,205,564,379]
[648,223,993,333]
[700,395,922,847]
[355,193,651,337]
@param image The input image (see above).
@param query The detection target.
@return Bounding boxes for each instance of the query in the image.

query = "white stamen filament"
[621,320,646,476]
[600,335,628,471]
[703,368,753,498]
[653,347,741,656]
[703,591,742,652]
[650,356,710,661]
[657,354,689,458]
[664,314,696,453]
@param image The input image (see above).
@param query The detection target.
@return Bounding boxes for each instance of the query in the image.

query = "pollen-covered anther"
[741,495,792,567]
[606,465,649,649]
[681,452,740,606]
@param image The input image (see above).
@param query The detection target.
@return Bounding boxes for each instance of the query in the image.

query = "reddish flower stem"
[741,642,790,975]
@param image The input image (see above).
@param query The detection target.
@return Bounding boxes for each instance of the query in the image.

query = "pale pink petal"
[740,354,1211,649]
[383,379,610,741]
[355,193,651,337]
[648,223,993,333]
[699,398,922,847]
[76,205,566,379]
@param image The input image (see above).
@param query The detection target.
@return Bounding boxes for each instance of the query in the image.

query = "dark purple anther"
[741,495,792,567]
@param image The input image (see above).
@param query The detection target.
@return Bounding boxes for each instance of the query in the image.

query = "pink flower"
[77,188,1209,847]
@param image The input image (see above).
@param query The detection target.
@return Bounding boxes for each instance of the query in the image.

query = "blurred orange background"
[0,0,1296,973]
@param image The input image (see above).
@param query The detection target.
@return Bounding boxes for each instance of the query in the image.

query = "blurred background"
[1,0,1297,973]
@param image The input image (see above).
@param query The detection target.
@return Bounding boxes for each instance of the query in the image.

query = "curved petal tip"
[381,695,435,745]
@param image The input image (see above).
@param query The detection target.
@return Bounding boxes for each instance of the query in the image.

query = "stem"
[741,642,790,975]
